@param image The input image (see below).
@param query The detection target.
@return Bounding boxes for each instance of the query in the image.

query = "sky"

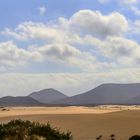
[0,0,140,96]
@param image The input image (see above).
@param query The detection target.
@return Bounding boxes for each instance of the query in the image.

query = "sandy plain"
[0,106,140,140]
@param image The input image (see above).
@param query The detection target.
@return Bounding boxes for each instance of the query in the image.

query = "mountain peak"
[54,83,140,105]
[29,88,68,104]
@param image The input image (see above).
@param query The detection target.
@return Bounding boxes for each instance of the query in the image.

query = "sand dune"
[0,106,140,140]
[0,105,140,117]
[0,106,121,117]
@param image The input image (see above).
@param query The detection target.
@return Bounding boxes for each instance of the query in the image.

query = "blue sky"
[0,0,138,28]
[0,0,140,96]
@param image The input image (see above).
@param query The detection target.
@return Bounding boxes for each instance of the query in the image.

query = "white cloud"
[102,37,135,57]
[2,10,128,41]
[30,43,99,72]
[0,40,100,72]
[0,41,32,70]
[38,6,46,16]
[0,9,140,96]
[0,9,140,73]
[99,36,140,66]
[0,69,140,96]
[130,20,140,34]
[69,10,128,38]
[2,22,65,42]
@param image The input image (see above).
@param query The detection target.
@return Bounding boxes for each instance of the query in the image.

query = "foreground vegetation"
[0,120,139,140]
[0,120,72,140]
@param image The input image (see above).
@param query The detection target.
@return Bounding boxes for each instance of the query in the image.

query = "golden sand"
[0,106,140,140]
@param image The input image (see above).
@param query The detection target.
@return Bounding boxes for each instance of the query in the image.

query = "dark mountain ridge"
[52,83,140,105]
[28,88,68,104]
[1,83,140,106]
[0,96,43,106]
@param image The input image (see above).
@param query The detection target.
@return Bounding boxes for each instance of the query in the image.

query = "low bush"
[0,120,73,140]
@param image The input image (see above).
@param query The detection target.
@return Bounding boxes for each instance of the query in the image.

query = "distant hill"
[0,96,43,106]
[126,94,140,105]
[1,83,140,106]
[53,83,140,105]
[28,88,68,104]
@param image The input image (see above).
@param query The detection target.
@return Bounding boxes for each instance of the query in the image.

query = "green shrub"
[0,120,73,140]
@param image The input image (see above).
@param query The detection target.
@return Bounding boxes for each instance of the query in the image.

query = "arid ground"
[0,106,140,140]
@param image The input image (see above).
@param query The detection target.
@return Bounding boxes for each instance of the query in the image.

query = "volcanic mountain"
[29,88,68,104]
[53,83,140,105]
[0,96,43,106]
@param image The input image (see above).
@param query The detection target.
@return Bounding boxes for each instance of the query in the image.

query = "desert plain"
[0,106,140,140]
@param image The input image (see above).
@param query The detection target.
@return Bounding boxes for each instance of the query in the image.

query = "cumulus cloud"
[0,9,139,74]
[2,22,63,42]
[0,41,32,70]
[0,40,100,72]
[2,10,128,41]
[130,20,140,35]
[69,10,128,38]
[102,37,135,57]
[99,36,140,66]
[30,43,99,72]
[0,9,139,96]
